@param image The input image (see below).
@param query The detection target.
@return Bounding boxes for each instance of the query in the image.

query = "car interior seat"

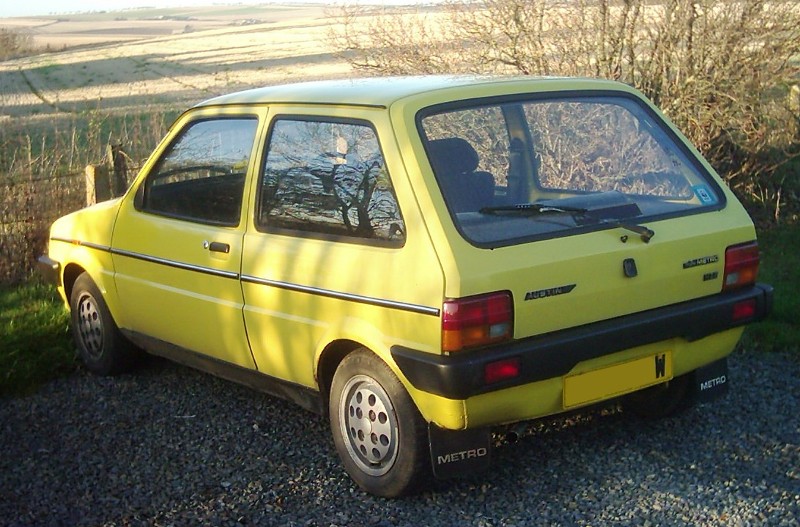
[426,138,495,213]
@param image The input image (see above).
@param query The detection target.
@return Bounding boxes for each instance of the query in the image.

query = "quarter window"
[141,118,258,226]
[258,119,405,245]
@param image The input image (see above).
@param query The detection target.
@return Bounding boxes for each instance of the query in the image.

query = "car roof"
[194,75,632,109]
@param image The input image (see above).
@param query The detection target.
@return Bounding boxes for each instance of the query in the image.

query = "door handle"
[204,241,230,254]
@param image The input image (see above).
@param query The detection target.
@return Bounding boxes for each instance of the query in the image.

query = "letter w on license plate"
[563,352,673,408]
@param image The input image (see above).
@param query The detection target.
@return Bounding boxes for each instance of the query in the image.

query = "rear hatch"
[416,86,756,338]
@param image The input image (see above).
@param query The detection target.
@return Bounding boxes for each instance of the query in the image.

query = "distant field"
[3,4,339,48]
[0,4,366,121]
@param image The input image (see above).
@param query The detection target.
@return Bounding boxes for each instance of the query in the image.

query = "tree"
[0,28,34,60]
[332,0,800,221]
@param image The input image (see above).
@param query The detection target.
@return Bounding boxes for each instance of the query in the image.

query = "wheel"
[329,349,430,497]
[623,373,694,419]
[70,272,138,375]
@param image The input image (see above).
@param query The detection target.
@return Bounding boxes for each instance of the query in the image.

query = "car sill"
[122,330,324,414]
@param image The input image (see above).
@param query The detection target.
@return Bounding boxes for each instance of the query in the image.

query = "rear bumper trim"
[392,283,773,399]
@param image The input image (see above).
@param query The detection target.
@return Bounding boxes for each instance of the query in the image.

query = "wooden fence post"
[789,85,800,115]
[107,144,128,197]
[85,164,110,206]
[85,144,129,206]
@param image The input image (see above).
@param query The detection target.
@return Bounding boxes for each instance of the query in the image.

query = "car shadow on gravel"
[1,350,798,526]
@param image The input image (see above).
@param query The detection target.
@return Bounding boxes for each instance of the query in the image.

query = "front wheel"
[329,349,430,497]
[70,272,139,375]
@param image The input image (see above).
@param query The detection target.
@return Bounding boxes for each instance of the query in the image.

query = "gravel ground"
[1,349,798,527]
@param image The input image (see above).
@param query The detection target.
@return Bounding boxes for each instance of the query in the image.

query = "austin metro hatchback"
[38,76,773,497]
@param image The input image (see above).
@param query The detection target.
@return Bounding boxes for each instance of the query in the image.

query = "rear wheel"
[329,349,429,497]
[70,272,138,375]
[624,373,693,419]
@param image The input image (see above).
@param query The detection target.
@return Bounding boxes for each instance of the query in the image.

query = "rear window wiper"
[604,220,655,243]
[479,203,589,215]
[480,202,655,242]
[574,202,655,243]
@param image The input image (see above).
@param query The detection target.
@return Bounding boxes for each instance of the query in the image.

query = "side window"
[258,119,405,245]
[141,118,259,226]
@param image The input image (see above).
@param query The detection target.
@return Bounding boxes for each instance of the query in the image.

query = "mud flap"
[428,423,491,479]
[691,357,729,403]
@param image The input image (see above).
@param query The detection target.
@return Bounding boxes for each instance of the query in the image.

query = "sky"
[0,0,419,18]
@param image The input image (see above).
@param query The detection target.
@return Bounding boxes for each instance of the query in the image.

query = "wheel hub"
[77,293,104,359]
[340,375,398,476]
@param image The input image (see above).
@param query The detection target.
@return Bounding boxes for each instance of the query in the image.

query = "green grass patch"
[742,223,800,352]
[0,279,75,397]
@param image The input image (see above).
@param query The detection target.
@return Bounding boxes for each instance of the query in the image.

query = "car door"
[111,112,261,369]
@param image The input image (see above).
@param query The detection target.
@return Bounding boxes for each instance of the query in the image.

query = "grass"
[741,223,800,353]
[0,224,796,397]
[0,279,75,397]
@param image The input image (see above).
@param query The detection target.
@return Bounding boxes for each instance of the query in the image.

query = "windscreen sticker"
[692,185,717,204]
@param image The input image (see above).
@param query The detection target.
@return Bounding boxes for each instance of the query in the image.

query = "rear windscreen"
[419,94,724,247]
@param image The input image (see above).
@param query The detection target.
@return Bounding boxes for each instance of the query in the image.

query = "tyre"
[329,349,430,497]
[70,272,139,375]
[623,373,694,419]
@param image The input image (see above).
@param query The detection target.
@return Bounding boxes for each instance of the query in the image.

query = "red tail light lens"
[723,242,760,291]
[732,299,757,321]
[484,357,521,384]
[442,292,513,352]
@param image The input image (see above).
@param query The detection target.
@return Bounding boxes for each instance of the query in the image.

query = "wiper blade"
[479,203,589,215]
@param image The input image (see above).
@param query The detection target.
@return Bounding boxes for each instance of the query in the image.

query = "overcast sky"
[0,1,418,18]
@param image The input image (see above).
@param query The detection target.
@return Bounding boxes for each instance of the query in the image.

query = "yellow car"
[38,76,772,497]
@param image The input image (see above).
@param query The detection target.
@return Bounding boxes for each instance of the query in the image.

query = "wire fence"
[1,150,135,285]
[1,172,85,284]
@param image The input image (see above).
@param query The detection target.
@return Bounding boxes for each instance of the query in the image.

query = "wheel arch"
[316,339,362,415]
[62,263,126,331]
[315,337,417,415]
[62,263,87,302]
[315,337,466,429]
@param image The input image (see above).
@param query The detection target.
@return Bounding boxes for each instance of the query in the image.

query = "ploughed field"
[0,4,355,121]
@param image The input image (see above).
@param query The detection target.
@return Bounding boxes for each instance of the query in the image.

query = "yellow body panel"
[46,198,121,307]
[111,210,256,368]
[107,106,263,369]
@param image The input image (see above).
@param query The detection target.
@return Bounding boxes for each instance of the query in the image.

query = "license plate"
[563,352,673,408]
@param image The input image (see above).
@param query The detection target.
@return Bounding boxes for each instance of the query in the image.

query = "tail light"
[442,291,513,353]
[723,242,760,291]
[484,357,521,384]
[732,298,757,321]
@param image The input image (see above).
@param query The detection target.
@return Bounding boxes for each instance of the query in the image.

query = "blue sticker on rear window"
[692,185,717,204]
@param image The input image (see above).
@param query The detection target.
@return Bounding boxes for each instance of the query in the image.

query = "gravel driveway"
[1,349,798,526]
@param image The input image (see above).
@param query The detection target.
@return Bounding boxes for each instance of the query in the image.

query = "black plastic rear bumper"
[392,283,773,399]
